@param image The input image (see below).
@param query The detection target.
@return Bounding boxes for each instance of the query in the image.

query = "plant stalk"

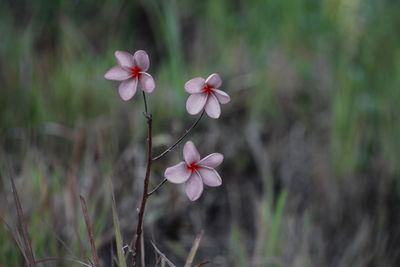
[152,110,205,162]
[133,92,153,267]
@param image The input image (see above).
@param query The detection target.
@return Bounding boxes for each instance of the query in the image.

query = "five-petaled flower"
[185,73,230,119]
[164,141,223,201]
[104,50,155,101]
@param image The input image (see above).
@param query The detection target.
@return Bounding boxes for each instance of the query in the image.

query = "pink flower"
[185,73,230,119]
[104,50,155,101]
[164,141,223,201]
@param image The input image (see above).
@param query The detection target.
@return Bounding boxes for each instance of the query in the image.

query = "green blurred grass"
[1,0,400,266]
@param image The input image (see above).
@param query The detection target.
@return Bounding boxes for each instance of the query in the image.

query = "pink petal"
[186,93,208,115]
[185,77,205,94]
[118,79,137,101]
[133,50,150,72]
[115,51,134,68]
[198,153,224,168]
[205,73,222,88]
[139,72,155,93]
[198,167,222,187]
[165,162,191,184]
[185,172,204,201]
[204,94,221,119]
[213,89,231,104]
[183,141,200,165]
[104,66,131,81]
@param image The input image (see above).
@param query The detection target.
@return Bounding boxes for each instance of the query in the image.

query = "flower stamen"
[187,162,200,173]
[202,84,214,95]
[130,66,142,79]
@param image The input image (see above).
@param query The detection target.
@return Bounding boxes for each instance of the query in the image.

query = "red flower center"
[187,161,200,173]
[203,84,214,95]
[130,66,142,79]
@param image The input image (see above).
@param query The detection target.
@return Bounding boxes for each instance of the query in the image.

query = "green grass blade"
[266,190,287,256]
[109,178,127,267]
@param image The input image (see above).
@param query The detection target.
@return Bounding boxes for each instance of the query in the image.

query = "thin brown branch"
[147,178,167,197]
[142,91,149,115]
[194,260,209,267]
[132,93,153,267]
[80,196,100,267]
[152,110,205,161]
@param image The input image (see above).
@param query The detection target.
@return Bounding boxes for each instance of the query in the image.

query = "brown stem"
[147,111,205,195]
[152,110,205,161]
[147,178,167,197]
[133,92,153,267]
[194,260,209,267]
[145,109,206,200]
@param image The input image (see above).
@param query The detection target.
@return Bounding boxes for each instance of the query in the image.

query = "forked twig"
[133,87,205,266]
[147,111,206,196]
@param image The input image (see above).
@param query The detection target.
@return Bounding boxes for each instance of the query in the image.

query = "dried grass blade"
[10,174,36,266]
[184,231,204,267]
[150,241,176,267]
[79,195,100,267]
[1,215,29,262]
[34,257,93,267]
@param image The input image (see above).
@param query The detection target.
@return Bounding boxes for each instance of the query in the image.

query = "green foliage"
[0,224,22,267]
[229,224,248,267]
[1,0,400,265]
[266,190,287,258]
[109,178,127,267]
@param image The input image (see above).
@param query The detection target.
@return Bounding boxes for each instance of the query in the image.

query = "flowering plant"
[165,141,223,201]
[185,73,231,118]
[105,49,230,266]
[104,50,155,101]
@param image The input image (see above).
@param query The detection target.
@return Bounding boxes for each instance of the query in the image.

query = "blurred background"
[1,0,400,266]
